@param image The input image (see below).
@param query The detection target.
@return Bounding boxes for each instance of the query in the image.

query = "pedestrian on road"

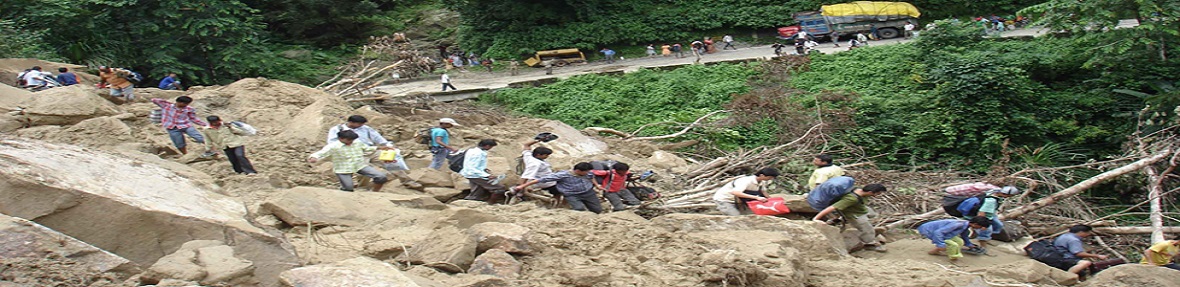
[202,116,257,175]
[600,48,616,63]
[690,41,704,56]
[152,96,208,155]
[661,44,671,57]
[672,43,684,58]
[645,44,657,57]
[830,31,841,47]
[722,34,736,50]
[441,73,457,91]
[856,33,869,45]
[772,42,785,56]
[904,22,916,39]
[869,25,879,40]
[309,130,392,192]
[704,37,716,54]
[481,59,493,72]
[509,60,520,76]
[428,118,460,170]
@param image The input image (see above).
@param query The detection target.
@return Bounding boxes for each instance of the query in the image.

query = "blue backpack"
[807,176,856,211]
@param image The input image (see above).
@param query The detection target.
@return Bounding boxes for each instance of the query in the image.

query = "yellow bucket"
[379,149,399,161]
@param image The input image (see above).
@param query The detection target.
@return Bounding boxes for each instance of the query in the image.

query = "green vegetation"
[481,64,767,148]
[443,0,1046,59]
[0,0,440,85]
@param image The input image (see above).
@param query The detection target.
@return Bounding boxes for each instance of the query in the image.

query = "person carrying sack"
[710,168,780,216]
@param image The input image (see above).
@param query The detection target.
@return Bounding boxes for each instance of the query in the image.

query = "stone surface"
[772,194,816,213]
[0,214,140,277]
[650,213,848,259]
[647,150,689,170]
[279,257,440,287]
[466,249,522,279]
[0,138,298,287]
[401,226,477,273]
[423,187,463,202]
[142,241,221,283]
[196,245,256,285]
[539,120,607,158]
[261,187,447,227]
[970,259,1078,285]
[558,269,611,287]
[1082,264,1180,287]
[466,222,533,255]
[410,168,456,188]
[17,85,120,126]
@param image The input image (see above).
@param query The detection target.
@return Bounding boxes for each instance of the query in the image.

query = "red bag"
[746,198,791,215]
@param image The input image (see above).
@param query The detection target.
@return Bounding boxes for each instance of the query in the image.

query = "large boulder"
[279,257,441,287]
[466,222,533,255]
[0,81,33,110]
[647,150,689,170]
[17,85,120,126]
[466,249,521,279]
[423,187,463,202]
[260,187,447,227]
[401,226,477,273]
[0,213,140,277]
[970,259,1078,285]
[650,213,847,259]
[1082,264,1180,287]
[0,137,298,287]
[772,194,816,213]
[141,240,256,286]
[540,120,607,158]
[410,168,456,188]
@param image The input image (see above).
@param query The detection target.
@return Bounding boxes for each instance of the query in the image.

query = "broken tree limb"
[1000,151,1171,220]
[582,127,631,138]
[1094,226,1180,235]
[884,208,946,229]
[582,110,728,141]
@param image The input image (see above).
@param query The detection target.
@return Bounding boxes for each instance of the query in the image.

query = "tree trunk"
[884,208,945,229]
[1094,226,1180,235]
[1001,151,1171,220]
[1145,164,1167,243]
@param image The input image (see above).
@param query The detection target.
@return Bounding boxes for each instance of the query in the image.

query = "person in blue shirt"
[516,162,601,213]
[158,73,182,90]
[56,68,78,86]
[428,118,460,170]
[460,139,506,202]
[919,217,990,261]
[599,48,616,64]
[1051,225,1109,276]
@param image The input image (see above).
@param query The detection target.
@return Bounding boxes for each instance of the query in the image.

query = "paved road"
[371,28,1048,100]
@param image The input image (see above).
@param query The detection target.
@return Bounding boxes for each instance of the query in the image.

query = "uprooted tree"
[316,33,436,98]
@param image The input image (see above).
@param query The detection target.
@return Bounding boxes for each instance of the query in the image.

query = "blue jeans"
[976,217,1004,241]
[428,146,448,170]
[167,126,205,149]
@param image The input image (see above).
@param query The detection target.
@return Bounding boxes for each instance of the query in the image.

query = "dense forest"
[2,0,1041,85]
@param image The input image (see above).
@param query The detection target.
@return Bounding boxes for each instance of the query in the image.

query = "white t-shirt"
[711,175,762,203]
[23,70,44,86]
[723,35,733,42]
[904,24,915,31]
[441,74,451,83]
[521,150,555,188]
[797,31,808,38]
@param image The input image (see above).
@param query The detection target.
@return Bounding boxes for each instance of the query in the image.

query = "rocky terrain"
[2,58,1179,287]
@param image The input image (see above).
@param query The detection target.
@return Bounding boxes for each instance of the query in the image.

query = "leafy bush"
[482,64,760,143]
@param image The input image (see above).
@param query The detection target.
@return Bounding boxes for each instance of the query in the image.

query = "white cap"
[440,118,460,126]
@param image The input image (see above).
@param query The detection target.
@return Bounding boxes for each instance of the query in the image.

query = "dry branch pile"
[317,33,437,98]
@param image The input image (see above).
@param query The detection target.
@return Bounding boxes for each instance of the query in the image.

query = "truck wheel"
[878,28,900,39]
[553,60,569,67]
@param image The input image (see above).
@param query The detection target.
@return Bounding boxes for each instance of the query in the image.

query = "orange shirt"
[100,71,132,89]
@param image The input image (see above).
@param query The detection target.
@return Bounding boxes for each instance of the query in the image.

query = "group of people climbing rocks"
[151,95,1178,276]
[711,154,1179,278]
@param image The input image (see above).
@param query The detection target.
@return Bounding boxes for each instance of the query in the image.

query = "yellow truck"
[523,48,586,67]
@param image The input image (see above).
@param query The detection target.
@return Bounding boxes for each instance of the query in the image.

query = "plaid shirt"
[310,141,376,174]
[152,98,206,129]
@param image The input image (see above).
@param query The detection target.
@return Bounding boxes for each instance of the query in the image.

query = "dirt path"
[372,28,1048,98]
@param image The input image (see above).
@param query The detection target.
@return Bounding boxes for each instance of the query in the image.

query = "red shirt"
[152,98,206,129]
[590,170,630,192]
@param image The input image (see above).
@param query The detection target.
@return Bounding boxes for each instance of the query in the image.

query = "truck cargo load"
[821,1,920,24]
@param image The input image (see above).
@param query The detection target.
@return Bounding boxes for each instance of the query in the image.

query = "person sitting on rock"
[309,130,393,192]
[202,116,256,175]
[590,162,641,212]
[461,139,507,202]
[1142,235,1180,271]
[1050,225,1109,276]
[919,217,991,261]
[711,168,780,216]
[808,154,845,190]
[812,183,889,252]
[326,115,422,190]
[515,162,601,213]
[518,139,559,206]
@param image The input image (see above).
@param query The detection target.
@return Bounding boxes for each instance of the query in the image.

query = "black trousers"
[224,146,257,174]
